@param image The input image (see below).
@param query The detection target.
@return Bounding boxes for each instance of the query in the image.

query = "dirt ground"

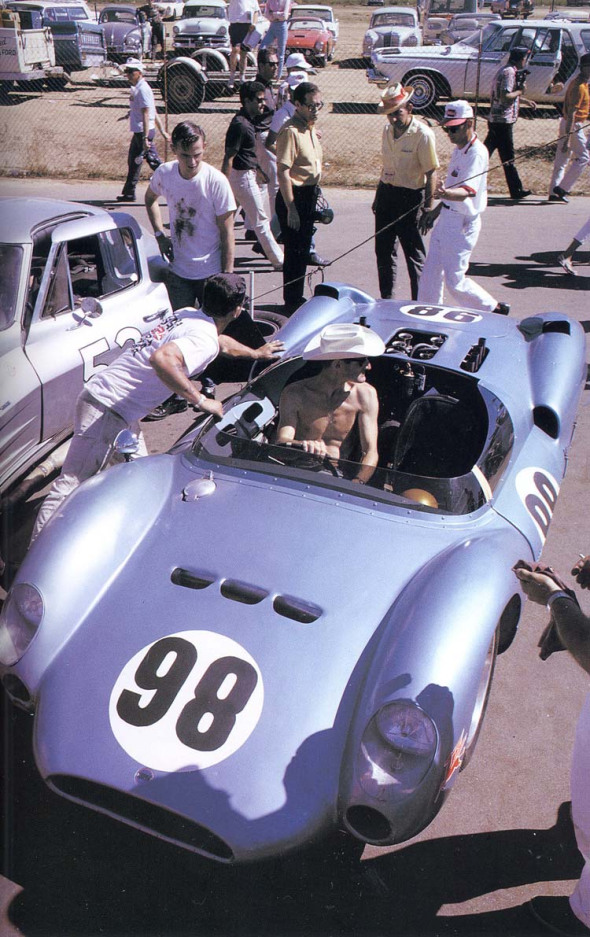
[0,2,588,193]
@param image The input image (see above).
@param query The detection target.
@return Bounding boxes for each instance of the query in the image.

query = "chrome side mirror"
[114,429,140,461]
[68,297,104,329]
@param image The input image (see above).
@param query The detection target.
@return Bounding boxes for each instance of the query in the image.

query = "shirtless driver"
[275,323,385,484]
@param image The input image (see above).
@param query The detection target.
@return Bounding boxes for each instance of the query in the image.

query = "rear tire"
[162,66,206,112]
[402,71,437,110]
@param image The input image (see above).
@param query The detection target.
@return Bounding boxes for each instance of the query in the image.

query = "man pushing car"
[32,274,283,541]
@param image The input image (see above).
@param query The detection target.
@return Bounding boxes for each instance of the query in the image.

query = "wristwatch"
[546,590,573,609]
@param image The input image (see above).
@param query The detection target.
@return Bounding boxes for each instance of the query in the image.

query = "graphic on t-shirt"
[174,198,197,244]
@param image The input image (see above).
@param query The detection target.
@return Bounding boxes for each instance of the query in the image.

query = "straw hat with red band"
[377,82,415,115]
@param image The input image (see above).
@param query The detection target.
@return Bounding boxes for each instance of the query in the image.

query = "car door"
[463,23,520,96]
[514,25,562,96]
[23,215,149,443]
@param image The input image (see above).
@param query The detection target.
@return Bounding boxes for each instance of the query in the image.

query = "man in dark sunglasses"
[418,100,510,317]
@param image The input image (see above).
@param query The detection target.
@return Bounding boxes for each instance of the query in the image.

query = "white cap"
[285,52,314,71]
[302,323,386,361]
[441,99,473,126]
[286,70,307,89]
[124,58,144,72]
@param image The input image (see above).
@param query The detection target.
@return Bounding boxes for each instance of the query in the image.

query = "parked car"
[0,282,585,865]
[172,0,229,54]
[286,15,334,64]
[370,18,590,110]
[290,3,338,39]
[438,11,501,43]
[0,198,171,494]
[152,0,184,20]
[99,4,152,60]
[490,0,534,19]
[6,0,106,72]
[425,0,479,16]
[362,6,421,59]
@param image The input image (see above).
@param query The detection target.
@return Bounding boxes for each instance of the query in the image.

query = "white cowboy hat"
[377,81,414,114]
[302,323,386,361]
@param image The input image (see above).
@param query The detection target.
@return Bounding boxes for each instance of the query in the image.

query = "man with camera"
[484,46,535,201]
[276,81,328,314]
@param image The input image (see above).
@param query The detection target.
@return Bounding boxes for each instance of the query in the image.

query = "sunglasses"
[345,357,370,366]
[443,123,466,134]
[304,101,324,110]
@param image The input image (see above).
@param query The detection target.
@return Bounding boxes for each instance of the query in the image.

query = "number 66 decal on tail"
[109,631,264,772]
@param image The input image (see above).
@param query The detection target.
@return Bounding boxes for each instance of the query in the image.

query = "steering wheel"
[277,442,341,477]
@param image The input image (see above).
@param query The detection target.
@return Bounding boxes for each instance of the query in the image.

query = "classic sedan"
[290,4,339,39]
[99,4,152,60]
[286,15,334,64]
[362,6,421,59]
[0,198,171,494]
[172,0,229,53]
[0,282,585,865]
[152,0,185,20]
[438,11,501,43]
[369,18,590,110]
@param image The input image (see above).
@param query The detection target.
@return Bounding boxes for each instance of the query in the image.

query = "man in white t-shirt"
[117,59,170,203]
[146,121,237,311]
[32,275,283,540]
[418,100,509,316]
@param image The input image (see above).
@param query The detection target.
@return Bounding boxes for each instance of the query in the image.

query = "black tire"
[461,628,498,769]
[402,71,438,110]
[251,309,287,339]
[162,66,206,112]
[45,76,69,91]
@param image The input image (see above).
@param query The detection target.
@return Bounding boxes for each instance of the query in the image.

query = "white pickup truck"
[0,9,65,89]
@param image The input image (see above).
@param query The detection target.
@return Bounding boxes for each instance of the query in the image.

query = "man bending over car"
[275,323,384,485]
[32,274,283,542]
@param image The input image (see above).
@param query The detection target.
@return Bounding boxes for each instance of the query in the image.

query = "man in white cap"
[117,59,170,203]
[418,100,510,316]
[275,323,384,484]
[276,52,314,108]
[373,81,439,300]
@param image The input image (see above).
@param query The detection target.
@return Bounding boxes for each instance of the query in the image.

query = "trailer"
[0,9,67,91]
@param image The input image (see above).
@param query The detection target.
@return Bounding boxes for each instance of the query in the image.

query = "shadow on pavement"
[469,251,590,292]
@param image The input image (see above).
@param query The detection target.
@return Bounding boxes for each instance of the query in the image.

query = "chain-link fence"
[1,0,589,196]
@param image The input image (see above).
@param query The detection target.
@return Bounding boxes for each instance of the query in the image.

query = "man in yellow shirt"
[275,81,324,314]
[373,82,439,300]
[549,52,590,202]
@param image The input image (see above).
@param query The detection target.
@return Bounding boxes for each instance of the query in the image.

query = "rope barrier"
[253,118,590,303]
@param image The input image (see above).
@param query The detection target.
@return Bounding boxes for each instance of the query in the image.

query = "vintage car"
[362,6,421,59]
[172,0,229,54]
[0,198,171,494]
[286,15,334,64]
[290,3,339,39]
[438,11,501,43]
[152,0,184,20]
[490,0,534,19]
[6,0,105,72]
[0,283,585,865]
[99,4,152,60]
[370,18,590,110]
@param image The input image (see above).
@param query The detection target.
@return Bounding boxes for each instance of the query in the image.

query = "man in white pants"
[548,53,590,203]
[515,556,590,936]
[222,81,284,270]
[418,100,509,316]
[558,214,590,275]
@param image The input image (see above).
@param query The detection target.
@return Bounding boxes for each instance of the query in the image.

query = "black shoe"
[493,302,510,316]
[513,189,532,200]
[244,229,257,242]
[251,242,265,256]
[142,396,188,422]
[308,252,331,266]
[529,896,589,935]
[116,194,136,202]
[551,186,569,203]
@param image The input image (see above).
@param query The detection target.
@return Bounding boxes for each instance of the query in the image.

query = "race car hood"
[24,453,495,861]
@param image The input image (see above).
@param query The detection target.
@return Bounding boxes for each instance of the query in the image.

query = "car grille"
[83,32,104,48]
[48,775,235,862]
[381,32,400,47]
[175,34,225,46]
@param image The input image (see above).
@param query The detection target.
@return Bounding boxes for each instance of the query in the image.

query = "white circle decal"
[109,631,264,772]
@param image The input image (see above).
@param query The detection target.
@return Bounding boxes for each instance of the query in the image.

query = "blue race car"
[0,283,585,865]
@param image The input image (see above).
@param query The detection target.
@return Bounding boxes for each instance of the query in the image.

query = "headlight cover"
[216,25,227,35]
[357,699,437,799]
[314,39,324,51]
[406,35,419,45]
[173,24,180,34]
[0,583,44,666]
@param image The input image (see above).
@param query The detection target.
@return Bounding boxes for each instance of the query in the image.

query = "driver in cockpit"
[275,323,385,484]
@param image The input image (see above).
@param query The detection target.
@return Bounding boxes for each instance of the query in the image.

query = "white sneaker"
[557,254,576,276]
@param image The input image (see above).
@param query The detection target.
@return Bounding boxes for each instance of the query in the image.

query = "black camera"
[514,67,531,91]
[313,193,334,225]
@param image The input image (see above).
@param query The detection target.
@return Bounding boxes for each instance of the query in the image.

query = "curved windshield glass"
[191,353,514,517]
[183,5,225,17]
[372,13,416,27]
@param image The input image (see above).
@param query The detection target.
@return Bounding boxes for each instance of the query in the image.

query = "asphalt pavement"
[1,177,590,937]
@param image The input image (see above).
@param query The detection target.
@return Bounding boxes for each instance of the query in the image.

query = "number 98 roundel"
[109,631,264,772]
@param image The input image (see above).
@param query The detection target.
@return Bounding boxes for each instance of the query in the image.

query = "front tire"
[402,71,438,110]
[162,66,206,112]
